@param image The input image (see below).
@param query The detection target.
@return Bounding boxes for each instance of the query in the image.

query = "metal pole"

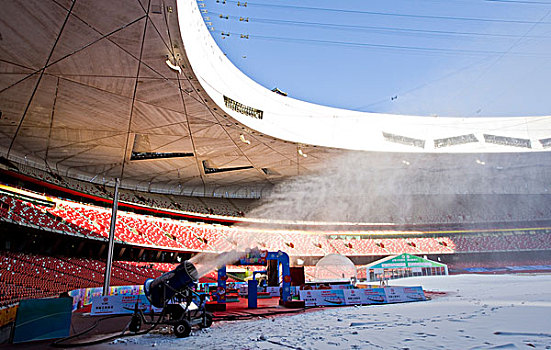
[103,178,120,296]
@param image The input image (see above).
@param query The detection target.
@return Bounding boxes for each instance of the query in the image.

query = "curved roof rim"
[177,0,551,153]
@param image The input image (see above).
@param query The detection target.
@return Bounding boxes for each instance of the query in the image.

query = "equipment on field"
[130,261,212,338]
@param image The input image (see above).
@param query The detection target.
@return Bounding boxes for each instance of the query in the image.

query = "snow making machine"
[129,260,213,338]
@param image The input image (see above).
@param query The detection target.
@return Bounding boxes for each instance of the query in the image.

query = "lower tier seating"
[0,251,164,307]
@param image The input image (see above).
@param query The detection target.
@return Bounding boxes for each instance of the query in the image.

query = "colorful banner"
[69,285,144,311]
[238,285,298,298]
[357,288,387,304]
[403,286,426,302]
[344,288,387,304]
[239,250,268,265]
[299,289,346,307]
[267,286,280,297]
[300,286,424,306]
[385,286,426,303]
[91,294,160,315]
[343,289,363,305]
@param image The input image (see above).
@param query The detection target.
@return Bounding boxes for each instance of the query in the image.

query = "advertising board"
[299,289,346,307]
[91,294,161,315]
[384,286,426,303]
[299,286,425,306]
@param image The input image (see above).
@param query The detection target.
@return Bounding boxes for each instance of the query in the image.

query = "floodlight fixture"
[165,56,182,74]
[239,134,251,145]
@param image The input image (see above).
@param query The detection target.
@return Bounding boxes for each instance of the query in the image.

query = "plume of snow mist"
[246,151,416,224]
[245,151,551,226]
[190,250,245,278]
[189,229,265,277]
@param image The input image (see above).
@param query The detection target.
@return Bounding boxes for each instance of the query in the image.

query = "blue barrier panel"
[248,280,258,309]
[12,297,72,343]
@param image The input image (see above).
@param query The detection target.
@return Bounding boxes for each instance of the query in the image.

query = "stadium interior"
[0,0,550,314]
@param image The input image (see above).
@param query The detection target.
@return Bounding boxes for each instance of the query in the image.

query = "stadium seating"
[0,251,164,307]
[2,193,551,257]
[0,195,92,237]
[450,232,551,252]
[168,194,208,214]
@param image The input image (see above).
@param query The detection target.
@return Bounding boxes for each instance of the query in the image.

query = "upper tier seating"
[1,194,550,256]
[13,165,551,223]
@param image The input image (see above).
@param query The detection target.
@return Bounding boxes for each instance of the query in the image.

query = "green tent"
[365,253,448,281]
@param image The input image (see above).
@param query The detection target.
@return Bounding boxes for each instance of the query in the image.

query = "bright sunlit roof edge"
[178,0,551,153]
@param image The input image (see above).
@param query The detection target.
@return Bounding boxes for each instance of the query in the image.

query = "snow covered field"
[109,274,551,349]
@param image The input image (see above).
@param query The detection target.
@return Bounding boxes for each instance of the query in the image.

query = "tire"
[200,312,213,329]
[174,319,191,338]
[129,315,141,333]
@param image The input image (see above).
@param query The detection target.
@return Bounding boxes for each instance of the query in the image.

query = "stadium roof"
[1,0,550,197]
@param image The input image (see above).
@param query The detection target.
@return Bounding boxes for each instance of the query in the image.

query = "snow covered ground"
[108,274,551,349]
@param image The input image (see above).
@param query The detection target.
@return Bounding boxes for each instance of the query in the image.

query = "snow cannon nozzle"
[143,260,198,308]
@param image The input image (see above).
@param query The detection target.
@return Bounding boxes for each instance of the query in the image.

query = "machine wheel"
[129,314,141,333]
[174,320,191,338]
[200,312,213,329]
